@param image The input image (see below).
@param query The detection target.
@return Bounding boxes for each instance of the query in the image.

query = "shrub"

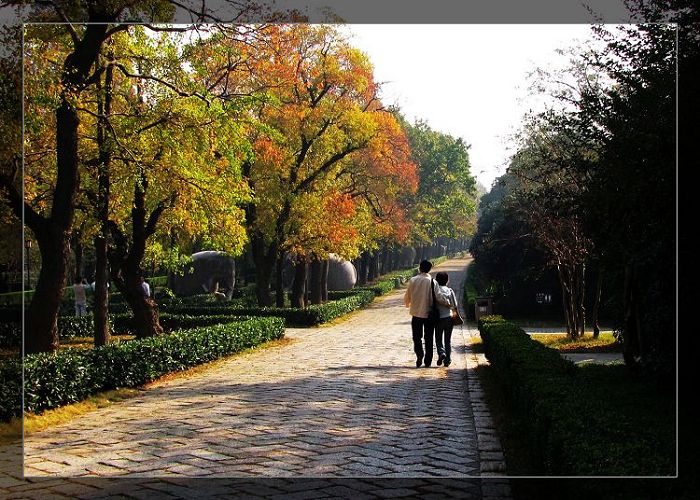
[356,267,416,297]
[0,316,284,420]
[478,315,674,476]
[305,291,375,323]
[58,316,101,339]
[0,310,284,349]
[0,357,21,421]
[91,317,283,391]
[0,315,112,348]
[355,281,395,296]
[464,282,477,321]
[149,276,167,287]
[163,290,375,326]
[23,349,102,415]
[0,322,21,348]
[91,312,260,336]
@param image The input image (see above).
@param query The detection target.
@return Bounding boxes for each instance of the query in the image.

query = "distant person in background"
[434,272,459,367]
[140,276,151,298]
[73,277,88,316]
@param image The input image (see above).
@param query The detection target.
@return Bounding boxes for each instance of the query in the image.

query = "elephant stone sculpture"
[168,251,236,299]
[327,253,357,291]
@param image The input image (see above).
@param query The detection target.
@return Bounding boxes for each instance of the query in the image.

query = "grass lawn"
[530,331,622,353]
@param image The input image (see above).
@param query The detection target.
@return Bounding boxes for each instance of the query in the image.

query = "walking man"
[73,277,88,317]
[404,260,450,367]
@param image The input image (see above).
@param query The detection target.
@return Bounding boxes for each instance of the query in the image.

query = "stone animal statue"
[327,253,357,291]
[168,251,235,299]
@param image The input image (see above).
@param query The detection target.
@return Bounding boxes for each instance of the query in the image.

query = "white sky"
[343,24,598,190]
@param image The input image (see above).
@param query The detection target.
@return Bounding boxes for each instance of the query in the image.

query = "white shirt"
[404,273,450,318]
[437,285,458,318]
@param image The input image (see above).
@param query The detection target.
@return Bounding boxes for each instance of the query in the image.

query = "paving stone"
[0,476,25,488]
[481,481,513,497]
[3,258,513,498]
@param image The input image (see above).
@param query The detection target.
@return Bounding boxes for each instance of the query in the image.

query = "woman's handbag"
[451,310,464,326]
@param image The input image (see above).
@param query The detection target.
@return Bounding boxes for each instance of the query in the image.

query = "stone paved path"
[2,258,511,498]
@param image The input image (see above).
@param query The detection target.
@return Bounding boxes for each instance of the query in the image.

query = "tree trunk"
[23,25,112,353]
[580,266,586,337]
[557,264,574,338]
[107,171,167,338]
[112,272,163,338]
[380,246,389,275]
[358,252,368,285]
[592,267,603,339]
[93,236,110,346]
[25,100,82,353]
[25,226,68,353]
[291,258,308,308]
[250,234,275,306]
[309,258,322,305]
[93,58,112,347]
[368,252,379,281]
[321,258,329,302]
[275,253,285,307]
[572,264,584,339]
[622,263,642,369]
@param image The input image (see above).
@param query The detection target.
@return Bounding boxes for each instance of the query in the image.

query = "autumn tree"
[1,0,276,352]
[228,24,383,306]
[23,24,256,340]
[339,108,418,283]
[0,2,175,353]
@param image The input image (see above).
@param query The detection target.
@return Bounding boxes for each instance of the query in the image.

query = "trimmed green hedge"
[355,267,417,296]
[0,316,284,421]
[162,290,375,326]
[0,311,267,348]
[0,357,21,421]
[112,312,262,335]
[0,289,373,347]
[1,315,109,348]
[478,315,674,476]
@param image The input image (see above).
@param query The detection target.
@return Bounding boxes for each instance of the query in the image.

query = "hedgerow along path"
[9,257,510,498]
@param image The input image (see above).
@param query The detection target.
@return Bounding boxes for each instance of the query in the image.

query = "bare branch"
[112,62,211,105]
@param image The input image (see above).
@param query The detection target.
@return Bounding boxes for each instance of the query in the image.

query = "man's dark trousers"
[411,316,434,366]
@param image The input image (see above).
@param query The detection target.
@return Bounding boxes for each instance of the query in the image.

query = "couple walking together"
[404,259,460,368]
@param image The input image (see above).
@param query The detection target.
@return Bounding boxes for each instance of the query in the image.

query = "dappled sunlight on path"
[13,258,511,498]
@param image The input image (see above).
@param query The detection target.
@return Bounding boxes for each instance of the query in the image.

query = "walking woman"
[434,271,459,367]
